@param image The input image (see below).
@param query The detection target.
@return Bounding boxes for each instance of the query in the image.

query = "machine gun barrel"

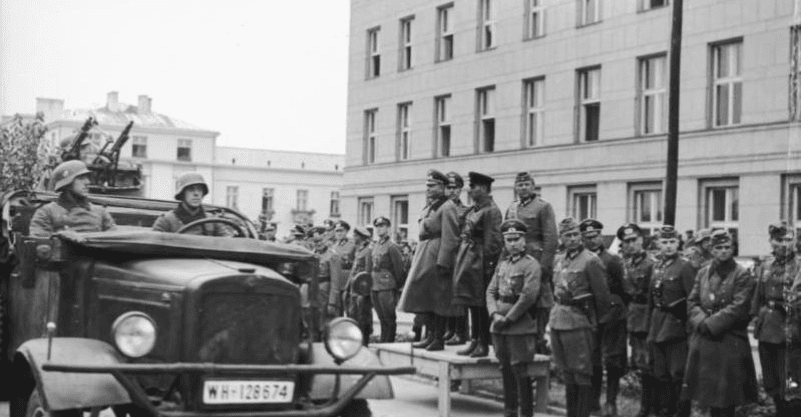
[107,121,134,158]
[61,117,97,161]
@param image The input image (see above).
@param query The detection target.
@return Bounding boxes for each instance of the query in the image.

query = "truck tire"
[25,389,81,417]
[339,399,372,417]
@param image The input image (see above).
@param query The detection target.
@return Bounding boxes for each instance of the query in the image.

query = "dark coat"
[398,196,461,316]
[593,249,627,324]
[683,260,758,408]
[452,197,503,307]
[29,193,116,237]
[647,255,696,343]
[152,204,226,236]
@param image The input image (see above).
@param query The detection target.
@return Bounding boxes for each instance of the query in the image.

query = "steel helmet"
[174,172,208,200]
[51,160,91,191]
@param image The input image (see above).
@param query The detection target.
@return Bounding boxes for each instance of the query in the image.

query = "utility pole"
[664,0,684,226]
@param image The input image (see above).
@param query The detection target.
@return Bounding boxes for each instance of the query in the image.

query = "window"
[568,185,597,220]
[629,182,663,235]
[577,0,601,26]
[435,95,452,158]
[296,189,309,211]
[523,77,545,147]
[330,191,341,217]
[262,188,274,213]
[701,179,739,253]
[399,17,414,71]
[790,26,801,121]
[578,67,601,142]
[226,186,239,210]
[478,0,496,51]
[525,0,545,39]
[391,195,410,243]
[782,174,801,235]
[364,109,378,164]
[639,55,667,135]
[436,4,454,62]
[358,197,375,229]
[177,139,192,162]
[476,86,496,153]
[132,136,147,158]
[640,0,668,11]
[397,102,412,161]
[367,27,381,79]
[711,40,743,127]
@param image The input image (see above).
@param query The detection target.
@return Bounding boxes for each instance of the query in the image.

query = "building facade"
[343,0,801,256]
[35,92,344,237]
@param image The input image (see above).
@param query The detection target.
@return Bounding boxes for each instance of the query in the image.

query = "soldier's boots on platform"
[458,308,482,355]
[425,315,446,351]
[445,316,469,345]
[457,339,479,355]
[635,375,654,417]
[469,308,490,358]
[412,330,433,348]
[442,316,455,342]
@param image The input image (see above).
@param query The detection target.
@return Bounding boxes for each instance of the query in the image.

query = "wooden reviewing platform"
[372,343,550,417]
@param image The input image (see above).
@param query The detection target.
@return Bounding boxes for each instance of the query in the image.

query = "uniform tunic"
[549,247,611,383]
[751,254,801,396]
[624,251,656,372]
[647,255,696,381]
[29,193,116,237]
[332,238,356,272]
[371,236,405,342]
[345,242,373,342]
[592,249,628,369]
[486,254,541,364]
[683,260,758,408]
[452,197,503,307]
[317,248,344,319]
[398,196,461,316]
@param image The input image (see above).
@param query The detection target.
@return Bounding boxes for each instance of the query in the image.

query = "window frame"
[568,184,597,221]
[638,54,668,136]
[639,0,669,12]
[358,197,375,231]
[523,77,545,147]
[226,186,239,211]
[397,102,412,161]
[391,195,410,243]
[477,0,496,51]
[399,16,414,71]
[434,94,452,158]
[330,191,341,218]
[577,0,601,27]
[628,182,664,235]
[525,0,545,40]
[366,26,381,79]
[177,139,192,162]
[476,86,496,153]
[577,66,601,142]
[436,3,455,62]
[296,189,309,212]
[790,25,801,121]
[363,109,378,165]
[132,135,147,158]
[262,187,274,213]
[709,39,743,128]
[782,174,801,235]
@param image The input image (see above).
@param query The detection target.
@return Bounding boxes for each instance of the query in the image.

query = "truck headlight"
[112,312,157,358]
[323,318,363,362]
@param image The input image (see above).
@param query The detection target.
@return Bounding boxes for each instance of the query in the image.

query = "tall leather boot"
[773,395,784,417]
[565,384,577,417]
[675,381,691,417]
[457,307,479,356]
[412,314,433,348]
[603,367,622,417]
[635,374,653,417]
[470,307,490,357]
[446,314,468,345]
[590,365,603,414]
[443,317,455,342]
[501,366,519,417]
[425,314,445,351]
[518,376,534,417]
[576,384,594,417]
[385,321,397,344]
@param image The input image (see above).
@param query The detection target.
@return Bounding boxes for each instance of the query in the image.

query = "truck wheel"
[26,389,81,417]
[339,399,372,417]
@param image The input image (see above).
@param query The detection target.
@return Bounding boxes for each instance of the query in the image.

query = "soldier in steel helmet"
[152,172,227,236]
[29,160,116,238]
[486,219,542,417]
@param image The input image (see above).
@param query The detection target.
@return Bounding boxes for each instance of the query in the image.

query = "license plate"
[202,380,295,404]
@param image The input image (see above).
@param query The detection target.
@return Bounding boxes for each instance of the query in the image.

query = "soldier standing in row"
[311,226,344,332]
[579,219,627,417]
[686,228,714,270]
[398,170,461,351]
[344,226,374,345]
[486,219,542,417]
[504,172,557,354]
[453,172,504,357]
[444,171,470,346]
[371,216,405,343]
[550,217,611,417]
[683,230,758,417]
[647,225,697,417]
[751,222,799,416]
[332,220,356,275]
[617,223,657,417]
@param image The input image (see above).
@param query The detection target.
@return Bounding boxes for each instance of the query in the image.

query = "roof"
[215,147,345,172]
[53,104,213,132]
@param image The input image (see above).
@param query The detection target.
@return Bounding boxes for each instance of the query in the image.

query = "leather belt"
[499,295,519,303]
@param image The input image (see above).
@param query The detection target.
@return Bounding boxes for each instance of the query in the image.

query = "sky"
[0,0,350,154]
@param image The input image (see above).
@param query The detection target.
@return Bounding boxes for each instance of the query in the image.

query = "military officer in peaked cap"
[505,171,557,354]
[371,216,405,343]
[343,226,374,345]
[647,225,698,417]
[486,219,542,417]
[332,220,356,274]
[683,230,758,417]
[580,219,627,417]
[444,171,471,345]
[550,217,611,417]
[452,172,504,357]
[751,222,801,416]
[617,222,658,417]
[398,169,461,351]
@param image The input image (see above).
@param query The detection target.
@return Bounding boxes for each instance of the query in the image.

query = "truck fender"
[14,338,131,411]
[307,342,394,400]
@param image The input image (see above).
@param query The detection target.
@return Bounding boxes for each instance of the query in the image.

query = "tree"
[0,113,60,192]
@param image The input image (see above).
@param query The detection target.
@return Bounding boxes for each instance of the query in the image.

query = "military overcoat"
[452,197,503,307]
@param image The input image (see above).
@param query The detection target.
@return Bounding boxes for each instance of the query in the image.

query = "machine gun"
[93,121,133,175]
[60,117,97,161]
[86,121,142,197]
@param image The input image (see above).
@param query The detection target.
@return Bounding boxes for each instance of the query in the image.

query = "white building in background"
[33,92,344,237]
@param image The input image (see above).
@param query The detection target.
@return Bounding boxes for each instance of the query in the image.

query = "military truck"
[0,189,413,417]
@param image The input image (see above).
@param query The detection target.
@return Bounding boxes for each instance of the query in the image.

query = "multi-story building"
[343,0,801,256]
[33,92,344,237]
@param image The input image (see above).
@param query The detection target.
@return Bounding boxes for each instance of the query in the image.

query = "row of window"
[363,39,750,164]
[224,187,341,218]
[365,0,668,79]
[355,175,801,249]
